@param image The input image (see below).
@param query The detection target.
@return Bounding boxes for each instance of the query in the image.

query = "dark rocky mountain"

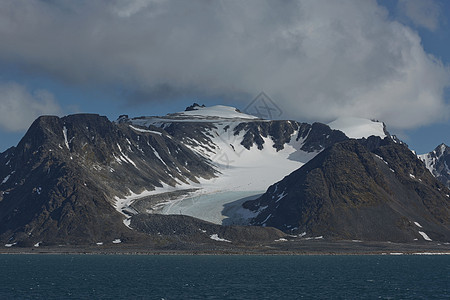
[1,105,340,247]
[244,137,450,242]
[418,143,450,189]
[0,114,216,246]
[1,104,448,250]
[158,120,348,156]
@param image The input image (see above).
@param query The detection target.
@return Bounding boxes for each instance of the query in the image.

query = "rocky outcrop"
[244,138,450,242]
[0,114,216,245]
[419,143,450,189]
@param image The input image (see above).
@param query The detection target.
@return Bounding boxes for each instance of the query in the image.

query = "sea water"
[0,255,448,299]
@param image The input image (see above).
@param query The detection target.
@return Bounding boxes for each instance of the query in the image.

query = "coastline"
[2,240,449,256]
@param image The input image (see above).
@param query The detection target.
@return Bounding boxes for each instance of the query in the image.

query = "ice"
[123,218,131,229]
[63,126,70,150]
[113,180,199,217]
[209,234,231,242]
[274,238,288,242]
[115,143,137,167]
[96,242,103,246]
[160,191,262,225]
[130,125,163,135]
[1,174,11,185]
[275,191,287,202]
[33,242,41,247]
[374,154,388,165]
[150,145,168,167]
[4,243,16,247]
[409,174,416,179]
[35,187,42,195]
[418,231,432,241]
[328,117,386,139]
[261,214,272,225]
[414,221,422,228]
[129,105,260,129]
[112,239,122,244]
[178,105,259,120]
[304,236,324,240]
[113,113,327,225]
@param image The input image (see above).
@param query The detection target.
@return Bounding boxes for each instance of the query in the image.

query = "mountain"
[0,105,348,246]
[0,113,216,245]
[116,105,349,223]
[418,144,450,189]
[1,104,448,249]
[243,137,450,242]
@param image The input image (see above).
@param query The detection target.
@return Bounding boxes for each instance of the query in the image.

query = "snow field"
[114,105,323,225]
[328,117,386,139]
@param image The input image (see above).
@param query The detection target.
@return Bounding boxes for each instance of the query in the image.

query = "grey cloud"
[0,82,62,131]
[398,0,441,31]
[0,0,448,129]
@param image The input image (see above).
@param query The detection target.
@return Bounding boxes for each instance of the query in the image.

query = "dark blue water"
[0,255,448,299]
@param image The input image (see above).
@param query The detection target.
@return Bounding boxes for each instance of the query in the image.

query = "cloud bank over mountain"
[0,82,61,132]
[0,0,448,129]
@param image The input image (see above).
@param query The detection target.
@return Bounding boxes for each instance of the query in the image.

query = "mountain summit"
[418,143,450,189]
[244,137,450,242]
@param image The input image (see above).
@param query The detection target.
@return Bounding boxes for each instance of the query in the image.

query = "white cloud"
[110,0,164,18]
[398,0,441,31]
[0,82,62,132]
[0,0,448,130]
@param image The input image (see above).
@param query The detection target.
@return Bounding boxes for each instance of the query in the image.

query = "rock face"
[418,143,450,189]
[1,104,449,247]
[244,138,450,242]
[0,114,216,245]
[0,106,340,246]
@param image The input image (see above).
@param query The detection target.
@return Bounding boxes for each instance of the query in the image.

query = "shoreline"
[2,240,449,256]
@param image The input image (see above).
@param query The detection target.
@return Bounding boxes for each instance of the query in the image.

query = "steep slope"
[116,105,348,223]
[0,104,349,245]
[0,114,216,245]
[418,143,450,189]
[4,104,431,247]
[244,137,450,242]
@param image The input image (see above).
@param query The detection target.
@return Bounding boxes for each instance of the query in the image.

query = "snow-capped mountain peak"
[327,117,387,139]
[119,104,260,128]
[177,104,260,120]
[418,143,449,188]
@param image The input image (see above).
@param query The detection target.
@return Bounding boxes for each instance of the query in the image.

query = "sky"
[0,0,449,154]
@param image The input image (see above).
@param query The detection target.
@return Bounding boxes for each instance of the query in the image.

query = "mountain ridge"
[0,104,448,248]
[243,137,450,242]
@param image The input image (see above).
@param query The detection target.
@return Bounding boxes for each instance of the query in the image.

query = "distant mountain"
[243,137,450,242]
[418,144,450,189]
